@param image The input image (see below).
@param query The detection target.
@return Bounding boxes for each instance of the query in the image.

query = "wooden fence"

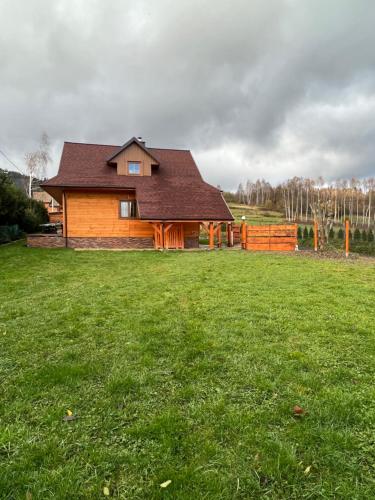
[244,224,297,251]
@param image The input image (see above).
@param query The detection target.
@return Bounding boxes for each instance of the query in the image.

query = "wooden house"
[36,137,233,249]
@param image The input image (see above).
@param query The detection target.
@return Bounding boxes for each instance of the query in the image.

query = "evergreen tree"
[309,226,314,238]
[329,227,335,239]
[368,229,374,242]
[354,228,361,240]
[303,226,309,239]
[362,229,368,241]
[297,226,302,239]
[337,228,344,239]
[0,170,48,232]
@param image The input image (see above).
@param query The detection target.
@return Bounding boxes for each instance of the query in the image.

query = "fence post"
[345,219,350,257]
[241,222,247,249]
[314,220,318,252]
[227,223,233,247]
[295,224,299,251]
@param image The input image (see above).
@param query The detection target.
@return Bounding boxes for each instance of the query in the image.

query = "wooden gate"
[164,223,184,249]
[246,224,297,251]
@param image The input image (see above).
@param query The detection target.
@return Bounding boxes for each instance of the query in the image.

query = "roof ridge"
[64,141,120,147]
[149,147,190,152]
[63,142,190,152]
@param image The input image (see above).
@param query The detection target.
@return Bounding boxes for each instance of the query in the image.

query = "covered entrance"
[152,222,185,249]
[151,221,234,250]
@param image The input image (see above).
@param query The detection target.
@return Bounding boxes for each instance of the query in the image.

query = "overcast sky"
[1,0,375,190]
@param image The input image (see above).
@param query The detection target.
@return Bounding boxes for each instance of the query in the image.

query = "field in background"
[1,243,374,498]
[228,204,285,224]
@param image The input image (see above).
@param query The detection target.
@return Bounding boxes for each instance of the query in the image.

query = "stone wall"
[27,234,199,250]
[67,237,154,249]
[27,234,66,248]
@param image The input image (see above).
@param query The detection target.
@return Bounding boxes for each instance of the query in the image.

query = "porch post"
[209,222,215,249]
[217,223,222,248]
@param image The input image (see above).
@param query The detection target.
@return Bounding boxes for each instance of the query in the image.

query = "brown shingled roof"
[41,141,233,221]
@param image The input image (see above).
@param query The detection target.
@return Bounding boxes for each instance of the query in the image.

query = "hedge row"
[297,226,374,242]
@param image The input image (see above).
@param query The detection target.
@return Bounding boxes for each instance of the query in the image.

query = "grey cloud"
[1,0,375,188]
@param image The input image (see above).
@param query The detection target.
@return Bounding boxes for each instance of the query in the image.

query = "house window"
[128,162,140,175]
[119,200,137,218]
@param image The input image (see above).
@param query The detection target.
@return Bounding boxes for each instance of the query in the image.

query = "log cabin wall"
[64,191,200,247]
[65,191,154,238]
[115,143,154,176]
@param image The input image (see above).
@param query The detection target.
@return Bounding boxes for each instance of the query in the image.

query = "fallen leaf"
[293,405,305,416]
[160,480,172,488]
[103,486,110,496]
[67,409,73,416]
[304,465,312,475]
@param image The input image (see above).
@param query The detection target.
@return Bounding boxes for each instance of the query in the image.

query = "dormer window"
[128,161,140,175]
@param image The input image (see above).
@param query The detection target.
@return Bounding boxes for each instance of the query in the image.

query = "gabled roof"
[41,140,233,221]
[106,136,160,165]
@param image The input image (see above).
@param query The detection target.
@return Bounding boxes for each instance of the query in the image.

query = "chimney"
[137,136,146,147]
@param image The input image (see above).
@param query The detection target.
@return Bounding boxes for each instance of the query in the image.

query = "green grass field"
[1,243,374,499]
[228,204,285,224]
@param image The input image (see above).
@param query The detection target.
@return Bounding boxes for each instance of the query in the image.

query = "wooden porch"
[150,221,235,250]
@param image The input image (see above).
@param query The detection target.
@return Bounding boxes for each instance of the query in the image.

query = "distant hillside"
[0,169,44,194]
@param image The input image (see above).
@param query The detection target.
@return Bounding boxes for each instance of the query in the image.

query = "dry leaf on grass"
[304,465,312,475]
[160,480,172,488]
[103,486,110,496]
[293,405,306,416]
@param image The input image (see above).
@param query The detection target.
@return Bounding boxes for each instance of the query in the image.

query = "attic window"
[128,162,140,175]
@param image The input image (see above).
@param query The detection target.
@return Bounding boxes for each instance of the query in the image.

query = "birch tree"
[25,132,51,197]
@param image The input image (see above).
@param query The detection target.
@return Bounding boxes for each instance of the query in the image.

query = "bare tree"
[25,132,51,197]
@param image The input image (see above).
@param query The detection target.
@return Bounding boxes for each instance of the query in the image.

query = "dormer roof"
[106,136,160,166]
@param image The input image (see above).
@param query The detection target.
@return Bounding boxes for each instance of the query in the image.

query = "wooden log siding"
[246,224,297,251]
[65,191,154,238]
[115,142,154,176]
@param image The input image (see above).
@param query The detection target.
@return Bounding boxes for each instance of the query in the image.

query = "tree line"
[231,176,375,227]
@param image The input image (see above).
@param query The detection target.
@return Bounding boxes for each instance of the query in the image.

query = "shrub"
[0,225,22,244]
[354,228,361,240]
[0,170,48,235]
[309,227,314,238]
[362,229,368,241]
[297,226,302,239]
[337,228,344,239]
[368,229,374,242]
[303,226,309,239]
[329,228,335,239]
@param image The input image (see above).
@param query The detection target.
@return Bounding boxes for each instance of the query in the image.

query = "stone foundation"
[67,237,154,249]
[27,235,200,250]
[27,234,66,248]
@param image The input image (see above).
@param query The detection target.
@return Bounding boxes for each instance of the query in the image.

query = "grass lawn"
[1,243,374,499]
